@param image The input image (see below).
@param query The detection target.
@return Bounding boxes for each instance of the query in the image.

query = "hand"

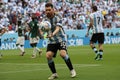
[46,33,53,38]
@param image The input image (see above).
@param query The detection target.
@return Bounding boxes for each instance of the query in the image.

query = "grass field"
[0,44,120,80]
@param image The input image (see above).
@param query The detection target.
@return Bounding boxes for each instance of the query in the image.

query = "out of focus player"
[16,20,26,56]
[86,5,105,60]
[28,13,42,58]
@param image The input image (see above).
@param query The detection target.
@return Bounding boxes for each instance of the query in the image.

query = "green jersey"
[17,25,25,36]
[28,20,39,38]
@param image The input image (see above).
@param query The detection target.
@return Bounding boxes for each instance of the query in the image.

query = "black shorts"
[90,33,104,44]
[46,41,67,57]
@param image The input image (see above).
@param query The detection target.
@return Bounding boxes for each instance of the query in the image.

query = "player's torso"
[18,26,25,36]
[44,14,67,44]
[92,12,104,33]
[29,20,39,38]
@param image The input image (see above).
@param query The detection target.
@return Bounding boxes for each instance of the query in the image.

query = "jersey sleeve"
[56,14,62,27]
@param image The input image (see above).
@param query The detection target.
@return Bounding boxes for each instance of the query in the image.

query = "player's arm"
[47,16,62,38]
[52,26,60,36]
[51,16,62,37]
[47,26,60,38]
[102,15,106,27]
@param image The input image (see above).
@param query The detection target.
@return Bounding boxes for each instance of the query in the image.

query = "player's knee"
[90,43,94,47]
[60,50,67,57]
[46,51,53,59]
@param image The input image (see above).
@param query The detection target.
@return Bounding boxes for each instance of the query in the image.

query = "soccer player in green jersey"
[28,13,42,58]
[16,20,26,56]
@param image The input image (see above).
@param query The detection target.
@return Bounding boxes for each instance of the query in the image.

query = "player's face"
[32,13,36,19]
[45,6,54,18]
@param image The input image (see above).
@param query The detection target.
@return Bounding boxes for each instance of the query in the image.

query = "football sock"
[48,59,56,73]
[63,54,73,70]
[99,50,103,58]
[33,47,37,55]
[35,47,40,52]
[18,45,24,52]
[92,47,98,54]
[21,45,24,52]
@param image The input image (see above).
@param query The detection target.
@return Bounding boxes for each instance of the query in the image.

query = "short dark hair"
[45,2,53,8]
[92,6,98,11]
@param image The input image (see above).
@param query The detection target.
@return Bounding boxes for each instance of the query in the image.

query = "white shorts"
[30,36,39,44]
[16,36,25,45]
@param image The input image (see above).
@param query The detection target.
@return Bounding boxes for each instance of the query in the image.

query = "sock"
[99,50,103,58]
[33,47,37,55]
[92,47,98,54]
[35,47,40,52]
[63,54,73,71]
[48,59,56,73]
[18,45,23,52]
[21,45,24,52]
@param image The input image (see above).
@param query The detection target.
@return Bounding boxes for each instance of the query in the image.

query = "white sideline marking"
[0,63,100,66]
[0,69,50,73]
[0,63,101,74]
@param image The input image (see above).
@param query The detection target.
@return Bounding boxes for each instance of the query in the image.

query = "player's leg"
[90,42,100,60]
[46,44,58,79]
[20,45,25,56]
[98,43,103,60]
[35,46,42,56]
[16,44,22,55]
[16,37,25,56]
[90,34,99,60]
[98,33,104,60]
[31,37,42,58]
[31,45,42,57]
[90,34,98,54]
[35,36,42,56]
[60,50,76,78]
[90,42,98,53]
[59,42,76,78]
[47,51,58,80]
[31,43,37,58]
[17,44,25,56]
[16,37,22,55]
[30,38,37,58]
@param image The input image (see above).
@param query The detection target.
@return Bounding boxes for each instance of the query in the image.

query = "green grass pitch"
[0,44,120,80]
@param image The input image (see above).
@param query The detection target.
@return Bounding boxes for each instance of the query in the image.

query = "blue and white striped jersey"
[43,13,67,44]
[90,11,104,33]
